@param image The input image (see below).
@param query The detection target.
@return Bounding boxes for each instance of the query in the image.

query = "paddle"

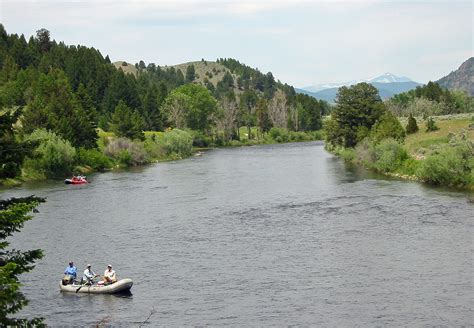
[76,274,101,293]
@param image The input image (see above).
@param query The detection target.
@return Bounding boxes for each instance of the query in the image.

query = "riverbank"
[0,127,323,188]
[331,114,474,191]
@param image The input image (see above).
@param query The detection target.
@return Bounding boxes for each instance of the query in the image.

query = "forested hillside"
[0,25,326,181]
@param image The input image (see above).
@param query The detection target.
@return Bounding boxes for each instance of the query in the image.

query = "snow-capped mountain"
[302,73,416,93]
[297,73,421,103]
[368,73,413,84]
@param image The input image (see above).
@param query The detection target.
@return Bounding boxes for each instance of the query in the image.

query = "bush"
[370,111,405,144]
[104,138,148,166]
[354,138,376,168]
[416,133,473,186]
[190,130,212,148]
[163,129,193,157]
[24,129,76,177]
[373,138,408,173]
[406,114,419,134]
[75,147,112,171]
[425,117,439,132]
[269,128,289,142]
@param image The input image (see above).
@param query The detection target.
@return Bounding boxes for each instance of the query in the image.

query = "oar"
[76,274,101,292]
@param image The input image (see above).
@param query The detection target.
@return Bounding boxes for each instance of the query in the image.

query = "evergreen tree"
[425,116,439,132]
[0,108,35,178]
[240,90,258,139]
[406,114,419,134]
[370,111,406,143]
[185,65,195,83]
[35,28,51,53]
[326,83,385,148]
[0,196,45,326]
[256,98,272,136]
[110,100,144,140]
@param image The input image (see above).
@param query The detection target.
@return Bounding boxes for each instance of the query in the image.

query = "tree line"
[0,25,328,179]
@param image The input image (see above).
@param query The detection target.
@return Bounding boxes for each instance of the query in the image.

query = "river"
[4,142,473,326]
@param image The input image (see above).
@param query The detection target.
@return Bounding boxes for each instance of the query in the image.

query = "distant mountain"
[436,57,473,96]
[298,73,420,103]
[369,73,413,83]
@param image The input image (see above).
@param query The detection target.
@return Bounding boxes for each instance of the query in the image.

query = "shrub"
[425,117,439,132]
[416,131,473,186]
[144,134,166,159]
[354,138,376,168]
[373,138,408,173]
[269,128,289,142]
[24,129,76,177]
[104,138,148,166]
[370,111,405,144]
[75,147,112,171]
[406,114,419,134]
[163,129,193,157]
[190,130,212,148]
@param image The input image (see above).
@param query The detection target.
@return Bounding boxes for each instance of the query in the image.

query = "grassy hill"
[401,114,474,157]
[113,61,138,76]
[171,60,232,86]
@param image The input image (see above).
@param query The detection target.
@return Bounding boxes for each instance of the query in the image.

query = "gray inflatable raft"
[59,278,133,294]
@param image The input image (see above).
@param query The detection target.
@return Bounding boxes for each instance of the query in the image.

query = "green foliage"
[416,133,473,186]
[354,138,408,173]
[388,81,472,117]
[0,108,35,179]
[75,147,112,171]
[425,117,439,132]
[325,83,385,148]
[104,137,148,166]
[190,130,212,148]
[373,138,408,173]
[295,93,324,131]
[0,196,45,326]
[370,111,405,144]
[163,129,193,157]
[110,100,144,140]
[406,114,419,134]
[162,84,217,132]
[269,128,289,143]
[21,69,98,148]
[24,129,76,177]
[266,127,314,143]
[185,64,195,83]
[256,98,272,135]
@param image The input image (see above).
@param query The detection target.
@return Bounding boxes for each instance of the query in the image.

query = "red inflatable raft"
[65,176,88,184]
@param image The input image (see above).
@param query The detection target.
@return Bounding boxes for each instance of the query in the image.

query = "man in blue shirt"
[63,261,77,285]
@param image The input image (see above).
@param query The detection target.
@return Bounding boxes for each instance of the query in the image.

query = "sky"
[0,0,472,87]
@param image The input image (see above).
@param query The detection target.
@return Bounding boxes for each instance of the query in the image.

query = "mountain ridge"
[436,57,473,96]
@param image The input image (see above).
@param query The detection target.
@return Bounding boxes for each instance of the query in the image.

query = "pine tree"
[0,196,45,326]
[185,65,195,83]
[110,100,144,140]
[406,114,419,134]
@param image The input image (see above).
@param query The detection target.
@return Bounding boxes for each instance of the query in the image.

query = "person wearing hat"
[103,264,117,284]
[82,264,99,285]
[62,261,77,285]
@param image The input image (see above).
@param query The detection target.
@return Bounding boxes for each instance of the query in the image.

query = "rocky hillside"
[437,57,473,96]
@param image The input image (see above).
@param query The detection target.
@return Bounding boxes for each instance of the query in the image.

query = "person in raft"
[83,264,99,285]
[103,264,117,284]
[62,261,77,285]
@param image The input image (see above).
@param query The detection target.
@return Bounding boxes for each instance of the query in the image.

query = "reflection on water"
[5,142,473,326]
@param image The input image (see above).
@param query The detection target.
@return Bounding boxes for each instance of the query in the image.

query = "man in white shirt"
[83,264,98,284]
[103,264,117,284]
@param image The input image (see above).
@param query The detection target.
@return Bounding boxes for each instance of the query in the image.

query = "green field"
[403,115,474,156]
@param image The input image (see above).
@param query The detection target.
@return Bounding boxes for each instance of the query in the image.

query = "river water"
[4,142,473,326]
